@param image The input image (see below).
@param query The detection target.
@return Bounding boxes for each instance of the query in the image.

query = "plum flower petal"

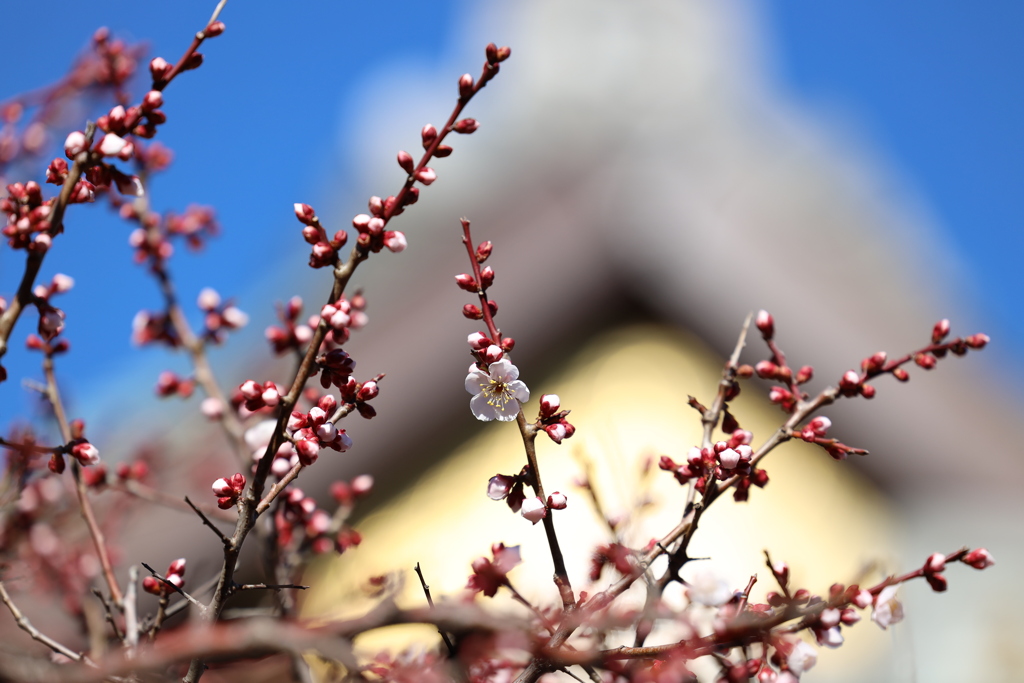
[465,358,530,422]
[871,585,904,629]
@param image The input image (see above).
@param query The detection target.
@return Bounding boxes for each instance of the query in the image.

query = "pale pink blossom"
[200,397,224,419]
[871,585,904,629]
[465,358,530,422]
[197,287,221,310]
[64,131,87,157]
[685,565,732,606]
[520,497,547,524]
[787,639,818,675]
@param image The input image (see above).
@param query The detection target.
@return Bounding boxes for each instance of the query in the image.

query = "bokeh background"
[1,1,1022,681]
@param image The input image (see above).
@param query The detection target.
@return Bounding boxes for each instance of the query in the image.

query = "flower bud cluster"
[131,310,179,347]
[196,287,248,343]
[211,472,246,509]
[537,393,575,445]
[154,370,195,398]
[238,379,285,412]
[114,459,150,482]
[317,292,369,345]
[275,487,362,555]
[329,474,374,507]
[142,558,186,597]
[286,394,353,466]
[295,202,349,267]
[659,430,766,501]
[794,416,867,461]
[265,296,314,355]
[2,181,59,251]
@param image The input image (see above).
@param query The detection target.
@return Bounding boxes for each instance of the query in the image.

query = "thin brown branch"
[0,580,94,665]
[415,562,456,656]
[41,356,123,607]
[184,496,232,547]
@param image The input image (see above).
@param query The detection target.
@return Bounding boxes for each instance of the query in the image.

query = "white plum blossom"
[684,565,733,606]
[871,585,904,629]
[787,639,818,675]
[465,358,530,422]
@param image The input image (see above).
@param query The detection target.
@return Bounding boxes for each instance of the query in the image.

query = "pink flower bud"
[351,474,374,496]
[205,20,225,37]
[97,133,129,157]
[240,380,261,400]
[475,241,493,263]
[141,90,163,111]
[965,333,989,349]
[539,394,561,417]
[819,607,841,629]
[962,548,995,569]
[545,423,568,444]
[467,331,490,349]
[294,203,316,225]
[932,318,951,343]
[718,448,740,469]
[396,150,414,173]
[455,273,477,292]
[421,123,437,147]
[754,360,777,379]
[71,442,100,466]
[809,416,832,436]
[200,397,224,419]
[357,380,379,401]
[295,438,319,464]
[463,304,483,320]
[487,474,514,500]
[383,230,407,253]
[64,131,87,158]
[924,552,946,573]
[755,309,774,339]
[852,589,873,608]
[51,273,74,293]
[316,422,337,442]
[167,558,186,577]
[307,510,331,535]
[483,345,504,364]
[414,167,436,185]
[547,492,567,509]
[197,287,221,310]
[914,353,937,369]
[212,477,233,496]
[479,266,495,288]
[839,370,860,389]
[454,118,479,134]
[458,73,474,98]
[520,497,547,524]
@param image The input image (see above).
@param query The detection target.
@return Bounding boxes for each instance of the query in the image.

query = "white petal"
[509,380,530,403]
[489,358,518,381]
[492,397,521,421]
[470,393,498,421]
[465,369,490,395]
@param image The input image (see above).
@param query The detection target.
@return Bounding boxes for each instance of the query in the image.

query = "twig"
[184,496,232,547]
[124,567,139,654]
[256,463,304,515]
[91,589,124,643]
[414,562,456,656]
[232,583,308,593]
[0,579,94,665]
[41,355,123,607]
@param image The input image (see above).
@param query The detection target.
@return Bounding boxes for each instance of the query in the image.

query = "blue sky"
[1,1,1021,427]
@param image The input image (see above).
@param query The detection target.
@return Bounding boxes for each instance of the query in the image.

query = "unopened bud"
[467,331,491,349]
[755,310,774,339]
[453,118,479,134]
[932,318,951,344]
[965,333,989,349]
[397,150,414,174]
[458,73,474,98]
[483,345,504,364]
[480,266,494,288]
[547,492,567,509]
[475,240,493,263]
[421,124,437,148]
[463,304,482,320]
[294,203,316,225]
[540,394,561,417]
[414,167,436,185]
[520,497,547,524]
[455,273,477,292]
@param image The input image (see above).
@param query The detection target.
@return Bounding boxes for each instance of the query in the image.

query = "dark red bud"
[463,304,483,320]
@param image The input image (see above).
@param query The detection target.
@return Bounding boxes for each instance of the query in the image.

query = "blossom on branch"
[465,358,529,422]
